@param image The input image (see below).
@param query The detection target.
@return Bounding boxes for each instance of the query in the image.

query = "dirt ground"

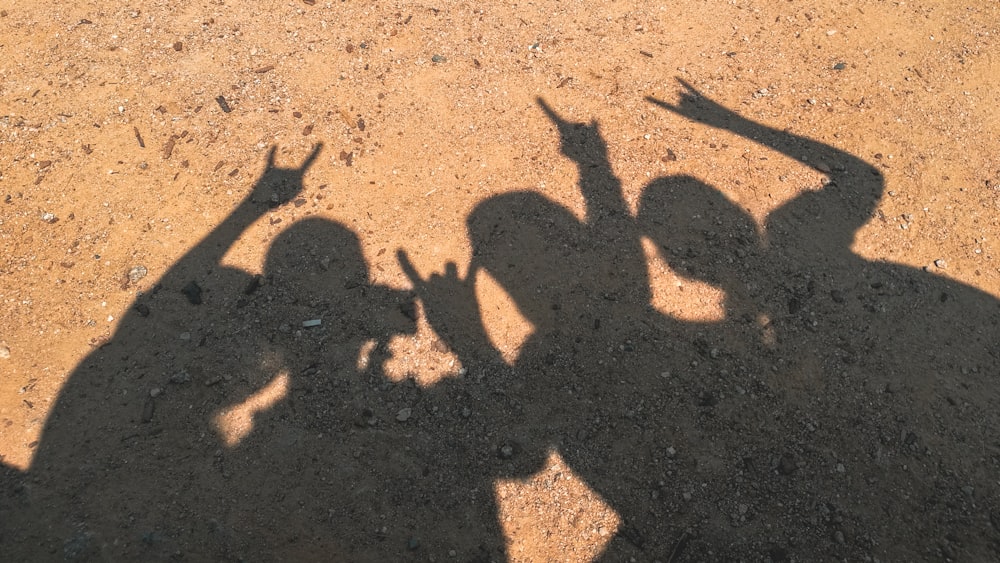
[2,0,999,561]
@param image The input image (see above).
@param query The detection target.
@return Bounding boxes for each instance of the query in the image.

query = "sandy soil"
[2,1,999,561]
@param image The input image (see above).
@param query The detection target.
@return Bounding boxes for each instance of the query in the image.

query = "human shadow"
[1,145,487,561]
[641,84,1000,560]
[403,90,1000,560]
[401,99,772,558]
[3,86,999,563]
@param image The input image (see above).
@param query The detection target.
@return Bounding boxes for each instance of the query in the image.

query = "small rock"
[128,265,148,284]
[134,303,150,317]
[150,387,162,398]
[396,408,412,422]
[0,344,10,359]
[666,446,677,458]
[961,485,975,498]
[498,444,515,459]
[181,281,202,305]
[788,297,802,314]
[934,259,947,269]
[141,397,155,422]
[431,54,447,63]
[169,371,191,384]
[696,391,717,407]
[777,455,797,475]
[399,301,417,321]
[833,62,847,70]
[179,332,191,341]
[243,275,262,295]
[407,537,420,550]
[830,289,845,303]
[41,212,58,223]
[216,95,232,113]
[833,530,845,544]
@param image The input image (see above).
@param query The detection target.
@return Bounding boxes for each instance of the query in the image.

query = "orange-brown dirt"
[2,1,999,561]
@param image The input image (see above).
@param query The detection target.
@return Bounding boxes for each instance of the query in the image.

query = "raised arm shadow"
[647,80,883,251]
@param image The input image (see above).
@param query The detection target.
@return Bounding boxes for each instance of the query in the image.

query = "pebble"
[141,397,155,422]
[169,370,191,384]
[777,455,797,475]
[150,387,162,398]
[0,344,9,359]
[934,259,947,269]
[302,319,322,327]
[396,408,412,422]
[179,332,191,341]
[431,54,447,63]
[961,486,975,498]
[181,281,202,305]
[41,212,58,223]
[216,95,232,113]
[128,265,148,284]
